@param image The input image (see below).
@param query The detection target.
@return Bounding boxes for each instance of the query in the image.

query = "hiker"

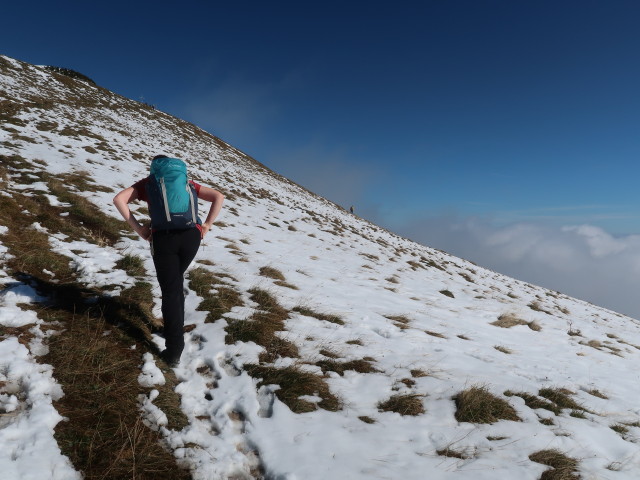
[349,205,354,214]
[113,155,224,367]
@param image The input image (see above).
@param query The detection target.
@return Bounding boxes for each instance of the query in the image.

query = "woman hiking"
[113,154,224,367]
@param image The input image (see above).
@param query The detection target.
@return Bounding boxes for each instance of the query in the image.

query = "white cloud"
[563,224,629,258]
[393,215,640,319]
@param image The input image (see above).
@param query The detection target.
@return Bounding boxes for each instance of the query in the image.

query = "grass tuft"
[494,345,513,354]
[315,358,378,376]
[528,301,552,315]
[293,306,344,325]
[115,254,146,277]
[378,394,425,416]
[244,364,340,413]
[505,391,560,415]
[529,449,580,479]
[385,314,411,329]
[248,287,285,314]
[425,330,447,338]
[492,314,540,331]
[454,385,520,424]
[274,280,299,289]
[226,318,299,362]
[610,424,629,435]
[188,267,244,323]
[437,447,469,459]
[226,287,297,363]
[259,266,286,281]
[538,388,587,412]
[358,416,375,424]
[585,388,608,399]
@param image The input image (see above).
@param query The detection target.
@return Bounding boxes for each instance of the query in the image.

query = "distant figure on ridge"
[113,154,224,367]
[350,205,354,214]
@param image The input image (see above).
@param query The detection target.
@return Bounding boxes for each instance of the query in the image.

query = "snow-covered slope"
[2,55,640,479]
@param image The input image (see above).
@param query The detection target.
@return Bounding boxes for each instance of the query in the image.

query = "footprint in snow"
[217,352,242,377]
[257,385,276,418]
[187,332,207,351]
[196,358,222,396]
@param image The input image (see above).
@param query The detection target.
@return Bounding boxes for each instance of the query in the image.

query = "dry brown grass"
[400,378,416,388]
[19,279,186,479]
[437,446,470,459]
[42,300,189,480]
[494,345,513,354]
[115,254,146,277]
[46,175,121,243]
[244,364,340,413]
[586,389,608,399]
[528,301,552,315]
[538,388,587,413]
[377,394,425,416]
[293,306,344,325]
[111,281,157,333]
[0,191,77,283]
[529,321,543,331]
[425,330,447,338]
[454,385,520,424]
[188,267,244,323]
[319,349,340,358]
[505,391,561,415]
[226,319,298,363]
[609,423,629,435]
[0,320,33,343]
[385,314,411,329]
[506,387,589,417]
[586,339,602,350]
[1,158,120,249]
[358,415,375,424]
[315,358,378,376]
[274,280,299,289]
[226,288,298,363]
[529,449,580,479]
[492,314,540,331]
[359,253,380,262]
[259,265,286,281]
[458,272,474,283]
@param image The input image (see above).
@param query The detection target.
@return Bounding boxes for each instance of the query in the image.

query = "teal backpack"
[146,157,200,230]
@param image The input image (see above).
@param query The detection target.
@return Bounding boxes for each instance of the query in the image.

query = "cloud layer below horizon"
[393,216,640,320]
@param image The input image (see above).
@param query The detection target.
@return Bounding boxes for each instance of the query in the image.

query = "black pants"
[151,228,201,361]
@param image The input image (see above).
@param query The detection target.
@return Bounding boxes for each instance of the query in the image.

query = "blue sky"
[4,1,640,316]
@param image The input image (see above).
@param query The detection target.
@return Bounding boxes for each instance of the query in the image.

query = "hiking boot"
[160,350,180,368]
